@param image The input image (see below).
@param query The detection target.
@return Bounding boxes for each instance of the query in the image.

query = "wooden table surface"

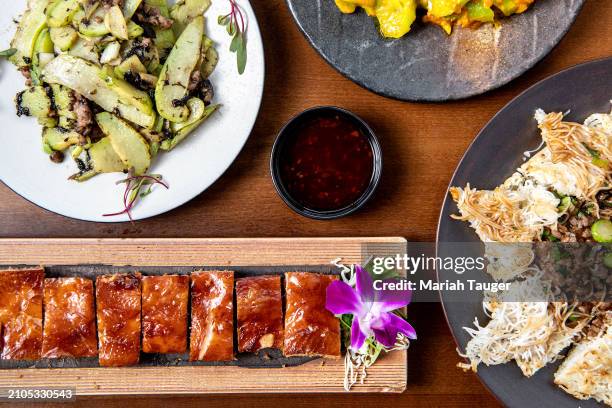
[1,0,611,407]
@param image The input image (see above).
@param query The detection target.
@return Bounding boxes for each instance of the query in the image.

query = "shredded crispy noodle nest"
[451,110,611,243]
[451,106,612,404]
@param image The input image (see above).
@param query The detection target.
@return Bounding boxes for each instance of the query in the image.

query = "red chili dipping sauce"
[279,114,374,212]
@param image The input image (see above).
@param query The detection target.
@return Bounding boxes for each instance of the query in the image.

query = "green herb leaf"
[340,314,354,348]
[218,15,230,25]
[219,0,248,75]
[363,256,401,280]
[236,37,247,75]
[584,143,599,158]
[542,229,559,242]
[140,184,154,198]
[230,32,241,52]
[227,20,236,36]
[593,157,609,169]
[368,339,384,362]
[0,48,17,58]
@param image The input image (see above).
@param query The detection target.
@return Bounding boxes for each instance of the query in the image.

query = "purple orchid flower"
[326,265,416,350]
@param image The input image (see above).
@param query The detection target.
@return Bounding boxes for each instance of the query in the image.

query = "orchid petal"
[325,280,363,315]
[350,317,367,351]
[371,278,412,313]
[371,312,417,347]
[355,264,375,304]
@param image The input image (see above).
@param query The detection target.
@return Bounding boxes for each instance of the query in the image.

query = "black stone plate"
[436,58,612,408]
[0,264,339,370]
[285,0,585,101]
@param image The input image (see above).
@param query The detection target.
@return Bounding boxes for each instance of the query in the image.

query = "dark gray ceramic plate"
[286,0,585,101]
[437,58,612,408]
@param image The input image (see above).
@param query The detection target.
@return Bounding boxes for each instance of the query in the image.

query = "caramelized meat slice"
[96,273,142,367]
[135,4,174,29]
[142,275,189,354]
[189,271,234,361]
[73,93,93,136]
[236,275,284,353]
[42,278,97,358]
[0,268,44,360]
[284,272,340,358]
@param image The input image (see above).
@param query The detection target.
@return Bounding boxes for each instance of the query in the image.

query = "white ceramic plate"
[0,0,264,222]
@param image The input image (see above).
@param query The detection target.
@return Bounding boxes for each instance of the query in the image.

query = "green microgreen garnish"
[103,171,169,222]
[218,0,247,75]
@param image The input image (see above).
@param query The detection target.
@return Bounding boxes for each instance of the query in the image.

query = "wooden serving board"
[0,237,407,395]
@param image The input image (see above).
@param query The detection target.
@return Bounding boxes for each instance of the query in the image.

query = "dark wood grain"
[0,0,611,406]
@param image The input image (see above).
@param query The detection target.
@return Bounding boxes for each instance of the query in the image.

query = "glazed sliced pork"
[142,275,189,354]
[41,277,97,358]
[0,268,44,360]
[284,272,340,358]
[96,273,142,367]
[236,275,284,353]
[190,271,234,361]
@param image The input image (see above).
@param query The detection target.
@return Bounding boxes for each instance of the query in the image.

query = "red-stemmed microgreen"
[103,170,169,222]
[218,0,247,74]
